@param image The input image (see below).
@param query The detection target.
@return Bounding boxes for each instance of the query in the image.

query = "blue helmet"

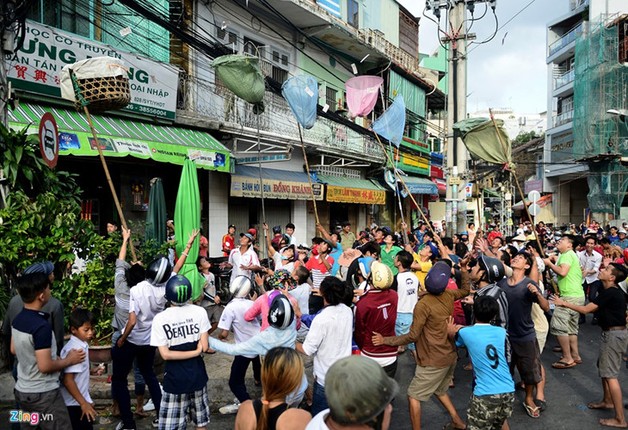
[165,275,192,304]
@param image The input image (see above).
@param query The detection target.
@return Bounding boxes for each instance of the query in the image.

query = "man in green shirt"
[543,234,585,369]
[339,222,356,251]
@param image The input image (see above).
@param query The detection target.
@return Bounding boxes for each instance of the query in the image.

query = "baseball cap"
[248,228,257,236]
[240,233,254,241]
[326,356,398,425]
[228,224,236,229]
[23,261,54,276]
[424,261,451,295]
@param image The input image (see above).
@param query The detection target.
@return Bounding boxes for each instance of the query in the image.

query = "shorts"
[158,386,210,430]
[407,364,456,402]
[14,388,72,430]
[598,329,628,379]
[550,296,585,336]
[395,313,415,351]
[205,305,224,325]
[509,339,542,385]
[467,392,515,430]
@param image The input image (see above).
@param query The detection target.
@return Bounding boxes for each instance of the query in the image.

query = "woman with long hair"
[234,347,311,430]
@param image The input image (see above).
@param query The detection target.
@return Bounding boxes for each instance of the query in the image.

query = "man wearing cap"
[339,222,355,252]
[223,232,261,286]
[222,224,236,257]
[543,234,585,369]
[616,229,628,250]
[305,355,398,430]
[3,262,65,357]
[372,260,469,430]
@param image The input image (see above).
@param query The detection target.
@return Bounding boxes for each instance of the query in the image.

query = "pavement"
[0,317,626,429]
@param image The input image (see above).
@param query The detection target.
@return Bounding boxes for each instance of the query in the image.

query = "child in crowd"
[448,296,515,430]
[12,272,85,429]
[61,308,102,430]
[197,256,222,336]
[394,250,419,360]
[216,276,262,415]
[150,275,211,430]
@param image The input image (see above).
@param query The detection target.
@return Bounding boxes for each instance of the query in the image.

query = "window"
[217,28,238,49]
[270,49,289,84]
[326,87,337,112]
[348,0,359,28]
[272,67,288,84]
[244,37,265,57]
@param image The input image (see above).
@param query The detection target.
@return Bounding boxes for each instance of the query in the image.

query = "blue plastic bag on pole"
[372,95,406,147]
[282,75,318,129]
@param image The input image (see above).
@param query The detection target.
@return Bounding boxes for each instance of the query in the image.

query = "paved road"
[1,317,626,429]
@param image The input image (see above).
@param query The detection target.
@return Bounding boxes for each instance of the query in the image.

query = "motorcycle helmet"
[165,274,192,304]
[268,294,294,330]
[146,256,172,285]
[230,276,254,299]
[478,254,505,284]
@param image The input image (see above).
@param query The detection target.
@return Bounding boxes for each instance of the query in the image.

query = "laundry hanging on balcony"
[211,54,266,113]
[372,95,406,147]
[281,75,318,129]
[345,75,383,118]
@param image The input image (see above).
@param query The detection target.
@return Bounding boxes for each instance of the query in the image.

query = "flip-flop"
[552,360,576,369]
[534,399,547,412]
[560,356,583,364]
[523,402,540,418]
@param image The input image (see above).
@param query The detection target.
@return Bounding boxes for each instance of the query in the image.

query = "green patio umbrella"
[145,178,167,244]
[174,158,205,299]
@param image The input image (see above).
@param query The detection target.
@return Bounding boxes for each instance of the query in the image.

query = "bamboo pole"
[70,71,137,261]
[372,132,436,237]
[298,124,320,226]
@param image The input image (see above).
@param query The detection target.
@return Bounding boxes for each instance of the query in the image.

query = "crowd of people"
[2,216,628,430]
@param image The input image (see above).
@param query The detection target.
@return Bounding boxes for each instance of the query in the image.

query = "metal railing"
[548,23,584,57]
[178,72,384,161]
[552,109,574,127]
[554,69,575,90]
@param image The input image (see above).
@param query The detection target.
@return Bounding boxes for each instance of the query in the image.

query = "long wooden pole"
[298,124,320,226]
[70,70,137,261]
[372,132,436,237]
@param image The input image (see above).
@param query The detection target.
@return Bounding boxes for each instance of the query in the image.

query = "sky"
[399,0,569,114]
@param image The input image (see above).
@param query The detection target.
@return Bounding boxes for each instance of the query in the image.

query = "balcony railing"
[553,109,574,127]
[357,28,419,73]
[548,23,584,56]
[178,72,384,162]
[554,69,575,90]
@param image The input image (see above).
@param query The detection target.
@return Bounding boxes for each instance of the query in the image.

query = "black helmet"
[146,256,172,285]
[165,274,192,304]
[478,254,505,283]
[268,294,294,330]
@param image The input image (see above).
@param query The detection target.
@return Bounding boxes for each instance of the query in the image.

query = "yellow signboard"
[231,176,324,200]
[326,186,386,205]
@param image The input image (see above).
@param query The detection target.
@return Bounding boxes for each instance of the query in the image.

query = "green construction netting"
[587,160,628,217]
[573,18,628,160]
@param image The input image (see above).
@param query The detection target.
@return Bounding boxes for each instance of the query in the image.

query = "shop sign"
[326,186,386,205]
[230,176,324,201]
[6,20,179,120]
[58,131,230,172]
[524,179,543,194]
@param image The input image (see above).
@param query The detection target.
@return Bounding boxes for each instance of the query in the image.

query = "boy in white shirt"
[150,275,210,430]
[394,251,419,360]
[61,308,102,430]
[216,276,262,415]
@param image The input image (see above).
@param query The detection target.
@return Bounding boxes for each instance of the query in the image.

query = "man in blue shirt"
[448,296,515,430]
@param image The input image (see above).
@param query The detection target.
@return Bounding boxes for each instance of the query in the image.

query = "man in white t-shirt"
[223,233,261,285]
[296,277,353,417]
[215,276,262,415]
[394,251,419,361]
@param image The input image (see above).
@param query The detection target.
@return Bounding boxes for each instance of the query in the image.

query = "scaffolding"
[573,14,628,216]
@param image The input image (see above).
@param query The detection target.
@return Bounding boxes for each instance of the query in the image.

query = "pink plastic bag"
[345,76,383,118]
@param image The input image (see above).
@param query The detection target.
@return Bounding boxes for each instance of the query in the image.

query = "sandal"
[534,399,547,412]
[523,402,540,418]
[552,360,576,369]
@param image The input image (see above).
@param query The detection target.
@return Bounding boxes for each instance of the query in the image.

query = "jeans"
[112,331,146,396]
[229,355,261,403]
[111,341,161,429]
[312,382,329,417]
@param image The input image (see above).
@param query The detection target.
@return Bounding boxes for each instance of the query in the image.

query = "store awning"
[432,178,447,196]
[317,174,387,205]
[230,165,323,200]
[7,103,231,172]
[402,176,438,195]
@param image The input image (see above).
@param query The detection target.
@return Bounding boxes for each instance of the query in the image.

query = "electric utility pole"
[426,0,496,235]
